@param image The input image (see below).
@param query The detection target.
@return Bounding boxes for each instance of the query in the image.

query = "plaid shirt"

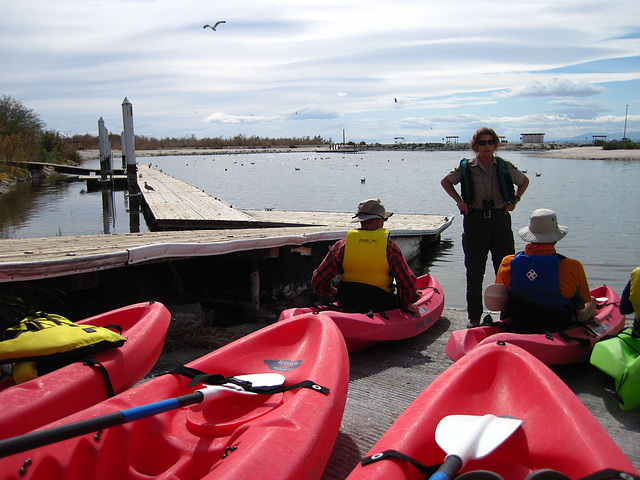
[311,237,419,306]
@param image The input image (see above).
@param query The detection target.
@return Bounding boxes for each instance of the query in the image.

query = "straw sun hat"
[352,198,394,222]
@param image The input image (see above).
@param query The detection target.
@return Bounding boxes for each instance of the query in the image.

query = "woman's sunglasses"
[477,139,497,146]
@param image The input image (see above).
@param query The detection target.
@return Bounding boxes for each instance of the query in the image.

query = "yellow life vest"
[342,228,393,292]
[630,266,640,320]
[0,312,126,384]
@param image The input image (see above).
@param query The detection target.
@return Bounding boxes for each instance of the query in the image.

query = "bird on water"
[203,21,226,30]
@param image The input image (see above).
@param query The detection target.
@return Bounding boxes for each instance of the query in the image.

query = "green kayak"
[590,328,640,410]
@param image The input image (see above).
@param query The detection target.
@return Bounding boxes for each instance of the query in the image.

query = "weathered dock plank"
[0,213,453,282]
[138,165,259,228]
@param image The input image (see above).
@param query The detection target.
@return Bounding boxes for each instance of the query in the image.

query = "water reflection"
[101,188,115,234]
[0,175,150,238]
[409,237,455,277]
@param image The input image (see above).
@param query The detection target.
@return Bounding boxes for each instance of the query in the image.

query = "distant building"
[521,133,545,144]
[445,136,459,144]
[499,136,508,144]
[592,135,607,143]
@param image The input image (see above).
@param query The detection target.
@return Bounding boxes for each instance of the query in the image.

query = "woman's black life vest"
[459,156,516,205]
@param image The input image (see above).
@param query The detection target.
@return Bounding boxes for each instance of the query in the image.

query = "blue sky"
[2,0,639,144]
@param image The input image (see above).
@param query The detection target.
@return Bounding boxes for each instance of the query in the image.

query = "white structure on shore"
[521,133,545,143]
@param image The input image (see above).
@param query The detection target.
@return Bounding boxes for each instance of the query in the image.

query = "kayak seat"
[186,389,284,436]
[457,471,505,479]
[336,282,397,313]
[524,469,570,479]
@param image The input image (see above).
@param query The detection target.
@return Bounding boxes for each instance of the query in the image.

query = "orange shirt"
[495,243,592,303]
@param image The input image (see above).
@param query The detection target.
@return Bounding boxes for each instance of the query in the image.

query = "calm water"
[1,150,639,309]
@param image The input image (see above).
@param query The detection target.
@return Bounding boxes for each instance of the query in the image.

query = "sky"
[2,0,639,144]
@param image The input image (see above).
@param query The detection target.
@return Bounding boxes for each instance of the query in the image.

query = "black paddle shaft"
[0,390,204,458]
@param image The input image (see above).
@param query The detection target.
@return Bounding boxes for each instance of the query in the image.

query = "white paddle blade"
[435,414,523,465]
[484,284,509,312]
[201,373,286,399]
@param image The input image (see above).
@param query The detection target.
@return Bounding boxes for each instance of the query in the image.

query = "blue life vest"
[459,156,516,205]
[510,252,575,313]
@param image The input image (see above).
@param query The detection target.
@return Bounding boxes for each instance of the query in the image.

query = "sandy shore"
[78,145,640,162]
[532,146,640,160]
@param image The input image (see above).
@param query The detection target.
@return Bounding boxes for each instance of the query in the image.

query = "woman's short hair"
[471,127,500,153]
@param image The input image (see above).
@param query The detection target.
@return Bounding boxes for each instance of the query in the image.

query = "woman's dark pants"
[462,212,515,323]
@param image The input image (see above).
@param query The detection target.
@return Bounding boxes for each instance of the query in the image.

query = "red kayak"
[279,274,444,352]
[0,301,171,439]
[347,341,639,480]
[446,285,624,365]
[0,313,349,480]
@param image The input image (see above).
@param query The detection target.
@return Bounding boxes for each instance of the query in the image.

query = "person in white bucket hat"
[493,208,596,333]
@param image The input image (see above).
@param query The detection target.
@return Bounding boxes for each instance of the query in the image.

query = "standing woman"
[441,127,529,327]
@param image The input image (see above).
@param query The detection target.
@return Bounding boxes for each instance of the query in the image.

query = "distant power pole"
[623,104,629,140]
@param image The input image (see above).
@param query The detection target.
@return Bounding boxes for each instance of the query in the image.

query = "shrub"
[603,139,640,150]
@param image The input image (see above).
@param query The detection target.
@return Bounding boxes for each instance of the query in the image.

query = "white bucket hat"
[519,209,568,243]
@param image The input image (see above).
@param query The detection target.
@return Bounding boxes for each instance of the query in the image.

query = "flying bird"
[203,21,226,31]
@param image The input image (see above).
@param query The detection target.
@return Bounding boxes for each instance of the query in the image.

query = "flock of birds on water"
[139,153,541,193]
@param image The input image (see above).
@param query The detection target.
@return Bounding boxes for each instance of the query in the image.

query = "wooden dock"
[0,213,453,283]
[138,165,259,229]
[0,164,454,283]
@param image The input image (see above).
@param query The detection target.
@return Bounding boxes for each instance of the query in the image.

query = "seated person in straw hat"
[311,198,420,315]
[494,208,596,333]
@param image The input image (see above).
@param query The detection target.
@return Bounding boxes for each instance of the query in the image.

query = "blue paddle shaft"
[122,395,192,422]
[429,455,463,480]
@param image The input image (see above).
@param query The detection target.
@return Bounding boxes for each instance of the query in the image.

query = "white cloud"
[1,0,638,142]
[285,105,341,121]
[203,112,272,124]
[504,78,607,98]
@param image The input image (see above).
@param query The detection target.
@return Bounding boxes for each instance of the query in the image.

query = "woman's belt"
[466,208,507,218]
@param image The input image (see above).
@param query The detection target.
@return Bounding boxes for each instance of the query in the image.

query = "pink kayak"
[347,341,639,480]
[0,301,170,439]
[446,285,625,365]
[279,274,444,352]
[0,313,349,480]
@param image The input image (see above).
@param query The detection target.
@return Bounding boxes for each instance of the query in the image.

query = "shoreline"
[78,144,640,162]
[530,146,640,160]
